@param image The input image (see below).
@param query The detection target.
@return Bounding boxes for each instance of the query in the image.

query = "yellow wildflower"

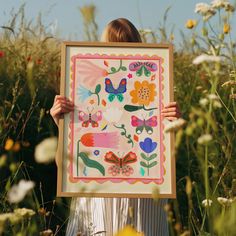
[4,138,14,151]
[223,23,230,34]
[185,19,197,29]
[114,225,144,236]
[13,142,21,152]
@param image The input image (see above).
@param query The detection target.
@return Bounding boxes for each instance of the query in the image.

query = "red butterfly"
[104,151,137,176]
[131,116,157,134]
[78,110,102,128]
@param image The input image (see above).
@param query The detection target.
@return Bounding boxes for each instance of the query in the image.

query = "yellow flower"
[130,81,156,106]
[114,225,144,236]
[4,138,14,151]
[13,142,21,152]
[223,23,230,34]
[185,19,197,29]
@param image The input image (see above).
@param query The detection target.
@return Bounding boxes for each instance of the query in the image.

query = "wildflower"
[195,3,216,21]
[193,54,222,64]
[103,107,123,123]
[130,81,156,106]
[207,93,219,100]
[197,134,212,145]
[14,208,35,218]
[223,23,230,34]
[39,229,54,236]
[211,0,228,9]
[0,155,7,167]
[4,138,14,151]
[12,142,21,152]
[224,2,235,11]
[222,80,236,87]
[7,179,35,203]
[213,100,222,108]
[217,197,236,206]
[114,225,144,236]
[0,51,5,58]
[139,138,157,153]
[185,19,197,29]
[164,118,186,133]
[199,98,208,106]
[202,199,213,207]
[230,94,236,99]
[35,137,57,164]
[77,85,93,102]
[170,33,174,41]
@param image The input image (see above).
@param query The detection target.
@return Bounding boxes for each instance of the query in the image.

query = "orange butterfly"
[104,151,137,176]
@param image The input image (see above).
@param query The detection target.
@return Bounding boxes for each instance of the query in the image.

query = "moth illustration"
[105,78,127,102]
[104,151,137,176]
[129,61,157,77]
[131,115,157,134]
[78,110,102,127]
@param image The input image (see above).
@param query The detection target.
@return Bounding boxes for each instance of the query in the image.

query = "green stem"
[108,59,123,74]
[142,105,157,111]
[92,92,100,106]
[113,124,134,147]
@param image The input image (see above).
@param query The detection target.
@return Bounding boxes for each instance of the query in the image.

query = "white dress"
[66,197,169,236]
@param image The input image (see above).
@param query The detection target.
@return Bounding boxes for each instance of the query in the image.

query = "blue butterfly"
[105,78,127,102]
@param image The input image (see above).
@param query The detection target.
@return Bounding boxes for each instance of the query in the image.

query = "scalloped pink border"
[68,54,165,184]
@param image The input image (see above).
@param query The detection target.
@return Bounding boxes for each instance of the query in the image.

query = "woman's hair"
[101,18,142,43]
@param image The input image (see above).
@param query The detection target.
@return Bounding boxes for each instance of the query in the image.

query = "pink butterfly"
[79,110,102,128]
[131,116,157,134]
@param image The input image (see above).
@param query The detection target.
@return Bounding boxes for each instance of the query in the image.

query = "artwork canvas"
[57,42,175,198]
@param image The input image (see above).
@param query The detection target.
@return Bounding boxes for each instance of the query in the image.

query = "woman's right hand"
[50,95,74,126]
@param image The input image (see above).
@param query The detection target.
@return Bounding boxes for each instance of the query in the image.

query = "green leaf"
[124,105,143,112]
[141,152,147,160]
[121,66,127,71]
[148,153,157,161]
[95,84,101,94]
[140,161,148,168]
[120,131,125,135]
[111,67,116,72]
[79,152,105,176]
[147,161,157,168]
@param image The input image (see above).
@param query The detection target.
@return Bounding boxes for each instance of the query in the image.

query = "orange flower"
[130,81,156,106]
[185,19,197,29]
[223,23,230,34]
[114,225,144,236]
[5,138,14,151]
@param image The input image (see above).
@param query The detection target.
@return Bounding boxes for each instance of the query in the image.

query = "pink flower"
[77,60,108,87]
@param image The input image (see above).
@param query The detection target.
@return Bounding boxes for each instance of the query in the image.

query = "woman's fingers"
[161,102,182,120]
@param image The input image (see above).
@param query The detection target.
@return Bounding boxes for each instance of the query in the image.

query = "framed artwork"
[57,42,175,198]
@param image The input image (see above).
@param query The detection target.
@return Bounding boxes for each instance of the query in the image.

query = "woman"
[50,18,181,236]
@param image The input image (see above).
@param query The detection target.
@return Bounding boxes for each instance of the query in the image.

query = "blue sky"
[0,0,235,45]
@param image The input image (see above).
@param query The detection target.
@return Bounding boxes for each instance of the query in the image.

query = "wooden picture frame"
[57,42,175,198]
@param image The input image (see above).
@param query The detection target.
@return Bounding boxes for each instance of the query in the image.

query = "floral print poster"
[58,43,175,198]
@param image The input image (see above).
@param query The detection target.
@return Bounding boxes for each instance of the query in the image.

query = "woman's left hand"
[161,102,181,121]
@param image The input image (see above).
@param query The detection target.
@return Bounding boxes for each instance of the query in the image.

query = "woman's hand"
[50,95,74,126]
[161,102,181,121]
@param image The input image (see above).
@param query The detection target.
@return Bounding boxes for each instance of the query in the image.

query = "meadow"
[0,1,236,235]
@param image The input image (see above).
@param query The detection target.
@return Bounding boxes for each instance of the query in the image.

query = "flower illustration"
[139,137,157,153]
[130,81,156,106]
[78,85,93,102]
[103,107,123,123]
[77,60,108,87]
[94,150,100,156]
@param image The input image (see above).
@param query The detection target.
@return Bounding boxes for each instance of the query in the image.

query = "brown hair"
[101,18,142,43]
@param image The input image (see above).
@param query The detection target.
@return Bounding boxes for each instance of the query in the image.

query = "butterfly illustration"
[105,78,127,102]
[78,110,102,127]
[129,61,157,77]
[131,115,157,134]
[104,151,137,176]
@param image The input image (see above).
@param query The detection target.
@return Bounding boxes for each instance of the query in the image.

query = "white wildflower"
[197,134,213,145]
[213,100,222,108]
[217,197,236,206]
[14,208,35,218]
[35,137,57,164]
[7,180,35,203]
[193,54,222,65]
[202,199,213,207]
[211,0,228,8]
[195,3,216,20]
[164,118,186,133]
[208,94,219,100]
[199,98,209,106]
[103,107,123,123]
